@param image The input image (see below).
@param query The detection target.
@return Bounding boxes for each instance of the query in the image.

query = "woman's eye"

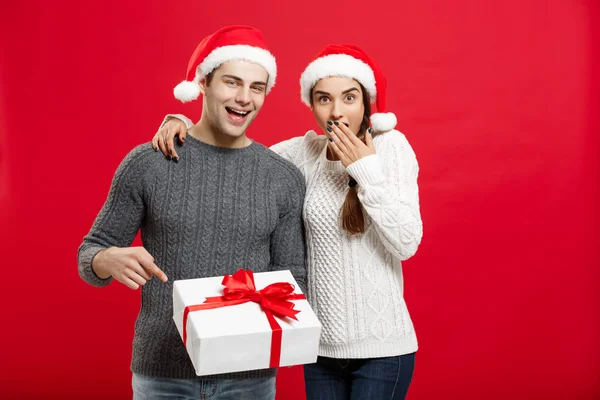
[346,95,355,101]
[319,96,329,103]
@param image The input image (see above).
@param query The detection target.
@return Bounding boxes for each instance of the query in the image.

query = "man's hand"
[92,247,168,290]
[152,119,188,161]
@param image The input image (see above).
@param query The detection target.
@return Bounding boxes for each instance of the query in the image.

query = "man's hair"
[205,71,215,86]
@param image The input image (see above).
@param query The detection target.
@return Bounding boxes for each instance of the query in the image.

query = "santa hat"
[174,25,277,102]
[299,44,397,132]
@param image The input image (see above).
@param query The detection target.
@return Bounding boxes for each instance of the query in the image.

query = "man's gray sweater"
[78,135,307,380]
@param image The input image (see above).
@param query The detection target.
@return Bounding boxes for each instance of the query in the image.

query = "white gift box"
[173,270,322,376]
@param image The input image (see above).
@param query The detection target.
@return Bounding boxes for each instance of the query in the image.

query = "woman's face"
[311,76,365,136]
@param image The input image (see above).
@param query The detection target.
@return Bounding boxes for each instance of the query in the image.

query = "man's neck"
[188,118,251,149]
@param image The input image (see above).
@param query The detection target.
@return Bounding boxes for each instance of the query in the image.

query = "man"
[78,25,306,400]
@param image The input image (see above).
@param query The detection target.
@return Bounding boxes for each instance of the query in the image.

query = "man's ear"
[199,77,208,95]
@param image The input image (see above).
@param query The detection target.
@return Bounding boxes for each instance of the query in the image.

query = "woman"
[153,44,422,400]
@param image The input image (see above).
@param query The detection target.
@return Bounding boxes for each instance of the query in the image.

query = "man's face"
[200,60,269,139]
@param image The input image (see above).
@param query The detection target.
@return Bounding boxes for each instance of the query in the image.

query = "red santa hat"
[299,44,397,132]
[174,25,277,102]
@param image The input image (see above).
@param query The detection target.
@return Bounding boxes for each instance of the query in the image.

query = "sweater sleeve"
[269,136,305,163]
[345,130,423,261]
[160,116,312,173]
[160,114,194,130]
[77,145,152,287]
[159,116,315,169]
[268,163,308,294]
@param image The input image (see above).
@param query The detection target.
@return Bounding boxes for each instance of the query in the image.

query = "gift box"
[173,269,322,376]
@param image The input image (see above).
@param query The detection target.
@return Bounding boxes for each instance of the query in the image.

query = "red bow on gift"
[182,269,306,368]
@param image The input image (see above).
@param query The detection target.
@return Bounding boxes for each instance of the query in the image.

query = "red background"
[1,1,598,399]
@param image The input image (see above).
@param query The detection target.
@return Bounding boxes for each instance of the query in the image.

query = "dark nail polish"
[153,146,158,152]
[333,121,339,126]
[327,127,332,132]
[328,138,333,142]
[368,127,373,133]
[327,120,332,126]
[173,157,179,163]
[166,155,171,160]
[169,149,173,155]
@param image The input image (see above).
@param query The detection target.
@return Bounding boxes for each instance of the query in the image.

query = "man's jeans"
[132,373,276,400]
[303,353,416,400]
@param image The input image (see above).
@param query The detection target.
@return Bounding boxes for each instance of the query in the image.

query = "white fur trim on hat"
[200,45,277,92]
[173,81,201,103]
[370,112,397,132]
[300,54,377,107]
[174,45,277,102]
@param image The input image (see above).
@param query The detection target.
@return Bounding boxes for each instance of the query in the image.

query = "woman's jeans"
[304,353,416,400]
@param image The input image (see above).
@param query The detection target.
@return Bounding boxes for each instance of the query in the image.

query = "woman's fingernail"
[368,127,373,133]
[333,121,339,126]
[169,149,173,155]
[327,120,333,126]
[173,157,179,163]
[328,138,333,142]
[327,127,332,132]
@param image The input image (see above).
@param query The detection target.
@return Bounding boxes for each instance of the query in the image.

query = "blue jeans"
[303,353,416,400]
[132,373,276,400]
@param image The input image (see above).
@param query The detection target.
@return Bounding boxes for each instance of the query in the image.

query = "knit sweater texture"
[271,130,422,359]
[173,114,422,358]
[78,135,307,379]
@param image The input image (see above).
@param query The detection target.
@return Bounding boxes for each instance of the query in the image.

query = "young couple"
[79,25,422,400]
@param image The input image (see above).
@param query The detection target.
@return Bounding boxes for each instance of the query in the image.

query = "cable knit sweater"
[170,115,422,358]
[78,136,306,379]
[271,130,422,358]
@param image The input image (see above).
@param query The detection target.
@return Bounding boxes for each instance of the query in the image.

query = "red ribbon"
[182,269,306,368]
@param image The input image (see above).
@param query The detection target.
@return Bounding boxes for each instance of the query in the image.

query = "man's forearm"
[91,248,112,279]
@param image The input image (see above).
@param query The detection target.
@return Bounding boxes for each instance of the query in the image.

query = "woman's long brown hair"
[311,82,373,235]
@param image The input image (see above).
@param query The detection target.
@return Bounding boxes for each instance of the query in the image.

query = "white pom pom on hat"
[299,44,397,132]
[173,81,201,103]
[370,112,397,132]
[173,25,277,103]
